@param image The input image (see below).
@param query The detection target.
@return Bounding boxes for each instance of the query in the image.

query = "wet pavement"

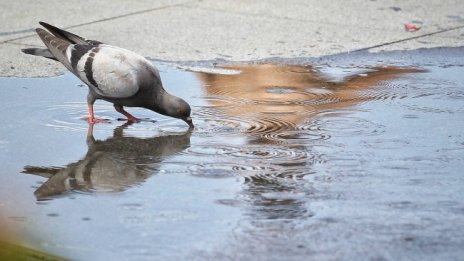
[1,48,464,260]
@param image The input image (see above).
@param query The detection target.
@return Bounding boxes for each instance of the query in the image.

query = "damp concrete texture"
[1,0,464,77]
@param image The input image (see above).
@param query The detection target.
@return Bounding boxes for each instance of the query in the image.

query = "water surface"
[1,49,464,260]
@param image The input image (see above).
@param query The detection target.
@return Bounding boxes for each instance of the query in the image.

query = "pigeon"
[22,22,194,128]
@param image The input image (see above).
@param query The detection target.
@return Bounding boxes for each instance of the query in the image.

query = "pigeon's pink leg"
[87,104,108,123]
[85,95,108,123]
[114,105,141,122]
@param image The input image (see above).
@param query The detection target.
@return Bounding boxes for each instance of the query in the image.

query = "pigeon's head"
[164,96,194,129]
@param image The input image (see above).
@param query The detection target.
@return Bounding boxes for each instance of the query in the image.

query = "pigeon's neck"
[150,89,175,117]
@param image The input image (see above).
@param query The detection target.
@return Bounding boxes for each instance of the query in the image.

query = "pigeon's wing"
[35,28,74,71]
[35,28,95,76]
[39,21,103,45]
[22,22,101,62]
[32,23,148,99]
[71,45,146,98]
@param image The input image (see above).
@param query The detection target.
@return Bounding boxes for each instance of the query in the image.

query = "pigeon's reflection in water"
[23,123,191,200]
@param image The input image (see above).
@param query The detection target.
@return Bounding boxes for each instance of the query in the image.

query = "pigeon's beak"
[184,116,194,129]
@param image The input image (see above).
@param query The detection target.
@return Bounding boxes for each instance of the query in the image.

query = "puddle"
[1,48,464,260]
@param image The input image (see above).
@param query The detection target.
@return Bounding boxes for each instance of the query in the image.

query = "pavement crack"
[352,24,464,52]
[0,0,196,45]
[189,5,395,31]
[0,28,35,37]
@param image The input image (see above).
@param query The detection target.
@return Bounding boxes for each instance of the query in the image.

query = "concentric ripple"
[184,143,319,165]
[246,117,295,135]
[185,145,240,156]
[310,111,385,138]
[188,162,278,178]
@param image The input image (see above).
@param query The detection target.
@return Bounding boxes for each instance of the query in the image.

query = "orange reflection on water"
[196,64,420,130]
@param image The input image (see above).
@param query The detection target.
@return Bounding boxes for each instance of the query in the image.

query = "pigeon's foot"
[114,105,155,123]
[86,104,109,123]
[83,116,110,124]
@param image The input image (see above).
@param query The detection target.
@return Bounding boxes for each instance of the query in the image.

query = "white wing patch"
[65,46,73,65]
[77,45,149,98]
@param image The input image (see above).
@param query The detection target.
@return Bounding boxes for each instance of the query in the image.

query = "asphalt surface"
[1,0,464,77]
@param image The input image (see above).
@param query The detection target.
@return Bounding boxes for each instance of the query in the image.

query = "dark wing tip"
[37,21,92,45]
[38,22,56,33]
[39,21,50,27]
[38,22,59,35]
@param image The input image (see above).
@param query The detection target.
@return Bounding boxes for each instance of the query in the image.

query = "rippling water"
[1,49,464,260]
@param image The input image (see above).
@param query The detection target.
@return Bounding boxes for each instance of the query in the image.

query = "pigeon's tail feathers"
[36,28,73,71]
[39,21,88,45]
[21,48,57,61]
[22,165,60,178]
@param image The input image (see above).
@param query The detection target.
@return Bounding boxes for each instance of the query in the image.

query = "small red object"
[405,24,420,32]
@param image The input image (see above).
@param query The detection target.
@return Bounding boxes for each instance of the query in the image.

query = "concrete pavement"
[1,0,463,77]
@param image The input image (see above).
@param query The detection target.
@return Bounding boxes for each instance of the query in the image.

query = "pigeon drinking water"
[22,22,194,128]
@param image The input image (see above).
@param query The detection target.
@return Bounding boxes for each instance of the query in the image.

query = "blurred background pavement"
[1,0,464,76]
